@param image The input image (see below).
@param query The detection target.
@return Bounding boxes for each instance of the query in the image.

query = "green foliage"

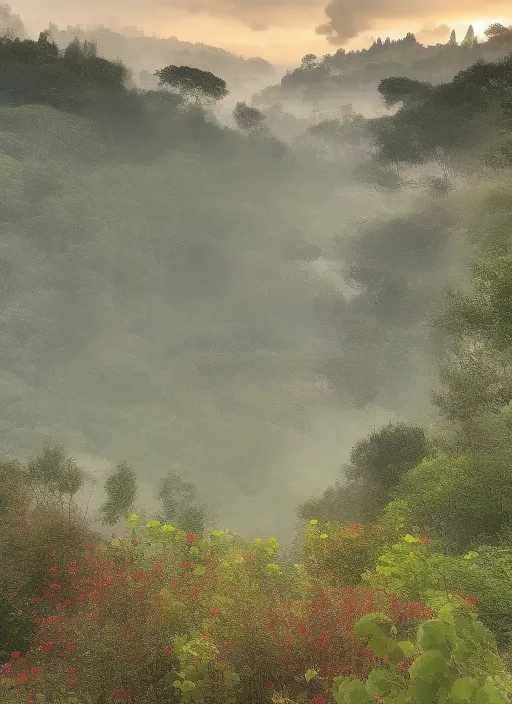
[233,101,265,131]
[347,423,430,493]
[365,533,512,650]
[155,65,228,103]
[156,470,206,535]
[378,77,434,109]
[395,450,512,550]
[100,461,138,526]
[304,520,389,586]
[332,607,512,704]
[27,444,85,502]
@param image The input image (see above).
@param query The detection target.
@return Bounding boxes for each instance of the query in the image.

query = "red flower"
[33,597,42,603]
[210,606,219,617]
[164,646,173,654]
[418,538,432,544]
[267,683,273,689]
[312,698,326,704]
[17,673,28,681]
[29,667,38,677]
[43,641,55,652]
[203,632,211,638]
[11,651,21,659]
[49,566,58,574]
[186,533,198,542]
[466,597,477,606]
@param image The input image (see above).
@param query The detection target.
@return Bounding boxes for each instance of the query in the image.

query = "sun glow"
[469,17,510,37]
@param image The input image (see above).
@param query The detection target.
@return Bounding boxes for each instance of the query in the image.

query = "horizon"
[8,2,512,65]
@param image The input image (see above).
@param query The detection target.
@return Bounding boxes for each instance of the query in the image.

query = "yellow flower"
[234,554,244,564]
[320,533,328,540]
[309,519,318,525]
[146,520,161,529]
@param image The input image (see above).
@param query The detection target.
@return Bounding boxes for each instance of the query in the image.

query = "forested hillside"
[2,5,512,703]
[254,24,512,110]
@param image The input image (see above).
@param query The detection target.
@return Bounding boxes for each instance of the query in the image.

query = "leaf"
[409,649,449,682]
[450,677,480,703]
[398,640,416,658]
[181,680,196,693]
[474,682,509,704]
[404,534,420,543]
[305,668,318,682]
[366,667,402,697]
[417,620,449,651]
[354,613,392,640]
[368,633,397,658]
[334,678,372,704]
[193,565,206,576]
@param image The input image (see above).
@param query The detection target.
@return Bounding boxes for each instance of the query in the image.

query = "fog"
[2,5,512,541]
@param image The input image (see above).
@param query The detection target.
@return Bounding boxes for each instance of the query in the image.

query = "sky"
[10,0,512,64]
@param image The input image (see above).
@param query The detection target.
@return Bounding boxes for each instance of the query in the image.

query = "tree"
[233,101,265,131]
[485,23,510,39]
[100,461,138,526]
[378,77,433,109]
[300,53,318,70]
[462,25,475,47]
[397,450,512,551]
[0,2,25,38]
[346,423,430,492]
[155,470,205,534]
[155,65,228,104]
[27,444,85,508]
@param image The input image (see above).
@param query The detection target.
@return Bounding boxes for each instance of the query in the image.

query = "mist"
[2,4,512,544]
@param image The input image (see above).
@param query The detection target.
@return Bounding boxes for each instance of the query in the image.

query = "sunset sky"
[11,0,512,64]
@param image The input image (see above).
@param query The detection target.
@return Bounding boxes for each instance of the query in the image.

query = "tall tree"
[100,461,138,526]
[155,470,205,534]
[462,25,475,46]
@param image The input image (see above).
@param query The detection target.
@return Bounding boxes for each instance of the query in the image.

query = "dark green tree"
[155,65,228,104]
[100,461,138,526]
[346,423,430,492]
[378,76,434,109]
[233,101,265,131]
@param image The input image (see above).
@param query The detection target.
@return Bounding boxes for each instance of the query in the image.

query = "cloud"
[415,24,452,46]
[12,0,512,47]
[314,0,511,44]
